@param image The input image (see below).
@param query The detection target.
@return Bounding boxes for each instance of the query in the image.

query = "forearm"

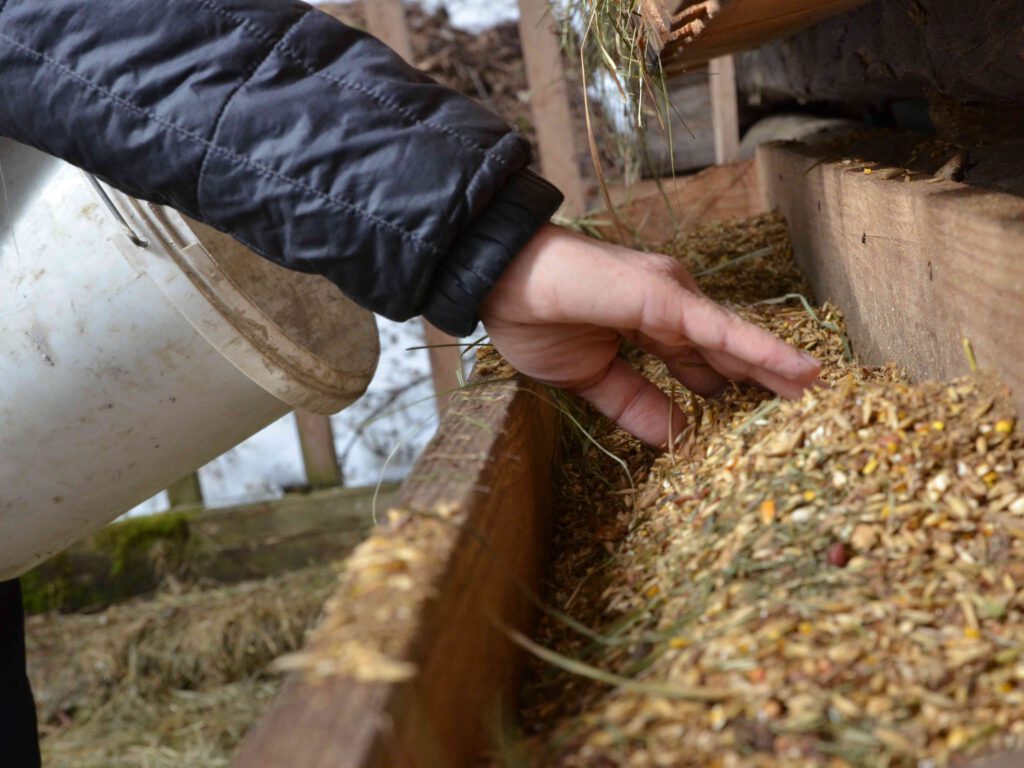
[0,0,561,333]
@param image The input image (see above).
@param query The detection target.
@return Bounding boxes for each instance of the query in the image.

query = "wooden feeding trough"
[228,2,1024,766]
[231,131,1024,767]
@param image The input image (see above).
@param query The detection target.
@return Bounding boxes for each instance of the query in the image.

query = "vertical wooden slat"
[517,0,588,216]
[295,410,343,489]
[366,0,463,409]
[709,54,741,164]
[166,472,203,508]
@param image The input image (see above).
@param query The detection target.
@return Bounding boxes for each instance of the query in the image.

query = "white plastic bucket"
[0,138,379,579]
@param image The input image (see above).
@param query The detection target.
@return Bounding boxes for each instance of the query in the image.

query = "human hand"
[479,224,822,447]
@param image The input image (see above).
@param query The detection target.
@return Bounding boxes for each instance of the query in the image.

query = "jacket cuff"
[420,168,564,336]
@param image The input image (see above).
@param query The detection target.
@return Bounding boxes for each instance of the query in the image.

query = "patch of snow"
[123,318,476,517]
[307,0,520,32]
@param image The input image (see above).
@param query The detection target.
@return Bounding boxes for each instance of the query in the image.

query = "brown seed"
[827,542,851,567]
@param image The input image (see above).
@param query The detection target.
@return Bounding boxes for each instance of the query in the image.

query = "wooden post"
[709,55,740,164]
[518,0,588,216]
[166,472,203,508]
[295,410,343,490]
[366,0,463,409]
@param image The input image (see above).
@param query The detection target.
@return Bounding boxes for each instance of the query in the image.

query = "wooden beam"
[295,410,343,489]
[758,140,1024,415]
[661,0,870,72]
[734,0,1024,112]
[22,484,398,613]
[421,321,464,408]
[709,55,740,165]
[518,0,588,216]
[365,0,463,405]
[166,472,203,507]
[364,0,414,60]
[595,159,766,246]
[234,366,561,768]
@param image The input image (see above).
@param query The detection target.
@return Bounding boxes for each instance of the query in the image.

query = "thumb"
[570,358,686,448]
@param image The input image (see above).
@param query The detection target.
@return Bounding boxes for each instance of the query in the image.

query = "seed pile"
[514,214,1024,767]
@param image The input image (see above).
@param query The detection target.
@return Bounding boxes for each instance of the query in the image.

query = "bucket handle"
[85,174,150,248]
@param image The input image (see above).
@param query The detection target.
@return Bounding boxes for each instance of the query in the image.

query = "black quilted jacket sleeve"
[0,0,563,336]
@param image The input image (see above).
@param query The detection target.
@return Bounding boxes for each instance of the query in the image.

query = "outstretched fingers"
[571,358,686,448]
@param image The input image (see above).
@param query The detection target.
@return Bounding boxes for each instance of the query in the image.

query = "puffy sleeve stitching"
[195,8,311,213]
[185,0,490,154]
[0,29,443,256]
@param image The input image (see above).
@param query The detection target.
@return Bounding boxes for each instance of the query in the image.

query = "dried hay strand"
[27,566,337,767]
[513,213,1024,767]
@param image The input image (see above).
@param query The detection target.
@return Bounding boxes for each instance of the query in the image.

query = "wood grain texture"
[661,0,870,72]
[518,0,588,215]
[295,410,343,489]
[735,0,1024,108]
[758,140,1024,414]
[166,472,203,507]
[364,0,414,61]
[24,485,398,612]
[597,160,766,246]
[234,371,560,768]
[709,55,740,165]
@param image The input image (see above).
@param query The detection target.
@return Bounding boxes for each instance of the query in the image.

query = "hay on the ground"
[27,566,337,767]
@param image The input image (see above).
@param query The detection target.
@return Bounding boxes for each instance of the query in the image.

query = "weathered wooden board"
[294,409,344,489]
[708,55,740,164]
[234,370,560,768]
[23,484,397,613]
[758,140,1024,415]
[598,159,766,246]
[660,0,870,73]
[518,0,589,215]
[736,0,1024,112]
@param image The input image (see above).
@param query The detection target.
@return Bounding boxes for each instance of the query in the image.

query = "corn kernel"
[996,419,1015,434]
[669,637,691,649]
[964,627,981,640]
[932,420,946,431]
[863,458,879,475]
[802,490,817,502]
[947,727,970,749]
[798,621,814,636]
[759,499,777,525]
[709,704,728,731]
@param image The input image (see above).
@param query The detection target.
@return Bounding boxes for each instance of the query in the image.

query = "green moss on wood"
[93,510,192,577]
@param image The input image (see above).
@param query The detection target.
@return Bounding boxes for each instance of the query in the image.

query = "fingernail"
[800,351,821,369]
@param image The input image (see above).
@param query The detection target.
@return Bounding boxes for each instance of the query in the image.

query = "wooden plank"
[596,159,766,246]
[364,0,414,60]
[518,0,588,216]
[22,484,398,613]
[734,0,1024,112]
[295,410,343,489]
[422,320,464,407]
[234,367,561,768]
[708,54,740,164]
[365,0,463,404]
[661,0,870,73]
[758,140,1024,415]
[166,472,203,507]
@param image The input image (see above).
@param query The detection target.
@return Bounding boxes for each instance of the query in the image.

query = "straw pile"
[27,566,336,767]
[513,214,1024,766]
